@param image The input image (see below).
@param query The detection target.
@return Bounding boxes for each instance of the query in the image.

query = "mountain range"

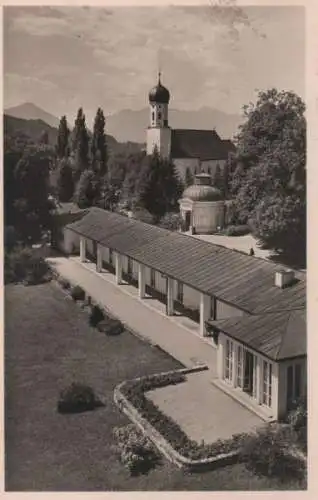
[5,102,243,144]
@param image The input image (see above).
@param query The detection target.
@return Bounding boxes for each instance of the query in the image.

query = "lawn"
[5,282,305,491]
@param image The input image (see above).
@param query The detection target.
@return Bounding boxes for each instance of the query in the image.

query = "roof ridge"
[275,310,293,360]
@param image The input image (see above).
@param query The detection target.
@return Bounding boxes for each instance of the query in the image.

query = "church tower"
[146,72,172,158]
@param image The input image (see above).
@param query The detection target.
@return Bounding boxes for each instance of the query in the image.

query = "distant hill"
[4,114,59,145]
[5,102,60,128]
[107,107,243,143]
[4,113,144,155]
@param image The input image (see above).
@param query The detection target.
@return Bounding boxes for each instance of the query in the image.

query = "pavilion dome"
[182,173,223,202]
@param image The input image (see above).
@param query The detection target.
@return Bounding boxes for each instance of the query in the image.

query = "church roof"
[170,129,235,161]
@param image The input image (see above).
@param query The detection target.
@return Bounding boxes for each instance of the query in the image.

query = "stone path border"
[114,366,239,472]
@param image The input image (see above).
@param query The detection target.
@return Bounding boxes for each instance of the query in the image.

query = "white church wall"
[147,127,171,158]
[201,159,226,176]
[173,158,200,180]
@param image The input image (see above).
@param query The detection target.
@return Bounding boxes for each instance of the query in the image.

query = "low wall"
[114,367,239,472]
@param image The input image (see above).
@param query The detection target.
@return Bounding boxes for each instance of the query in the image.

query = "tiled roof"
[170,129,235,161]
[67,208,306,315]
[207,310,306,361]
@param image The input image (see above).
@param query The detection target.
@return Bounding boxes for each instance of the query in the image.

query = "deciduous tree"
[229,89,306,262]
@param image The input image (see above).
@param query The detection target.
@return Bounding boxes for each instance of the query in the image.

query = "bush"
[57,383,103,414]
[239,424,306,482]
[224,224,250,237]
[97,318,124,336]
[5,245,51,285]
[71,285,85,301]
[113,424,160,476]
[287,397,307,453]
[57,276,71,290]
[89,304,104,327]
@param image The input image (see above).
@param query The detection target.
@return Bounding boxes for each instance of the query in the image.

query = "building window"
[262,360,273,407]
[158,112,162,120]
[224,339,234,383]
[177,281,183,303]
[152,111,155,122]
[237,345,243,388]
[150,269,156,288]
[164,119,168,126]
[109,248,113,266]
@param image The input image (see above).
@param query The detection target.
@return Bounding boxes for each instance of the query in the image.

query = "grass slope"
[4,282,305,491]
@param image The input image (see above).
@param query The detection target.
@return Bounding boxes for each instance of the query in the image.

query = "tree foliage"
[13,146,54,243]
[72,108,90,179]
[137,148,183,221]
[56,158,75,203]
[229,89,306,262]
[74,170,101,209]
[56,115,70,158]
[184,167,194,187]
[91,107,107,176]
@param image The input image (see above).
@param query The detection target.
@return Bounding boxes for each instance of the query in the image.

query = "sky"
[3,4,305,125]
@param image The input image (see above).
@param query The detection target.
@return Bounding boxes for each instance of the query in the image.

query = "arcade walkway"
[48,255,218,372]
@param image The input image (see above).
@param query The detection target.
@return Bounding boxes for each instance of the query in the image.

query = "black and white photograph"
[3,0,308,492]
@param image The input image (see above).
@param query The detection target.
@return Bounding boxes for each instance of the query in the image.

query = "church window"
[152,111,155,122]
[158,112,162,120]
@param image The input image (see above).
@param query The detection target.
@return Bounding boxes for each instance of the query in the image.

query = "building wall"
[173,158,227,181]
[277,357,307,419]
[191,201,225,233]
[216,300,245,320]
[149,102,169,128]
[218,332,280,419]
[62,227,80,254]
[173,158,200,180]
[201,159,226,176]
[147,127,171,158]
[183,285,200,309]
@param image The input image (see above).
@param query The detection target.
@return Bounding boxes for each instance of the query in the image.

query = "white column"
[138,263,146,299]
[271,362,279,420]
[80,236,86,262]
[115,252,122,285]
[166,277,174,316]
[233,343,239,388]
[200,292,211,336]
[96,244,102,273]
[217,334,224,379]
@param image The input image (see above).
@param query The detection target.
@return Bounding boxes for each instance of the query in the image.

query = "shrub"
[89,304,104,327]
[239,424,306,482]
[57,383,103,414]
[71,285,85,301]
[5,245,51,285]
[287,397,307,453]
[224,224,250,237]
[97,318,124,336]
[113,424,160,475]
[57,276,71,290]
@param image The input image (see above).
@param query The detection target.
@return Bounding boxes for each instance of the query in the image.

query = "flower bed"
[120,370,247,462]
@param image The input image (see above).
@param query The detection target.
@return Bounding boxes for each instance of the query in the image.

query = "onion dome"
[149,72,170,104]
[182,173,223,202]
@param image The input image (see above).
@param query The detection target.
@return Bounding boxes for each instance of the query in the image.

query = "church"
[146,73,235,181]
